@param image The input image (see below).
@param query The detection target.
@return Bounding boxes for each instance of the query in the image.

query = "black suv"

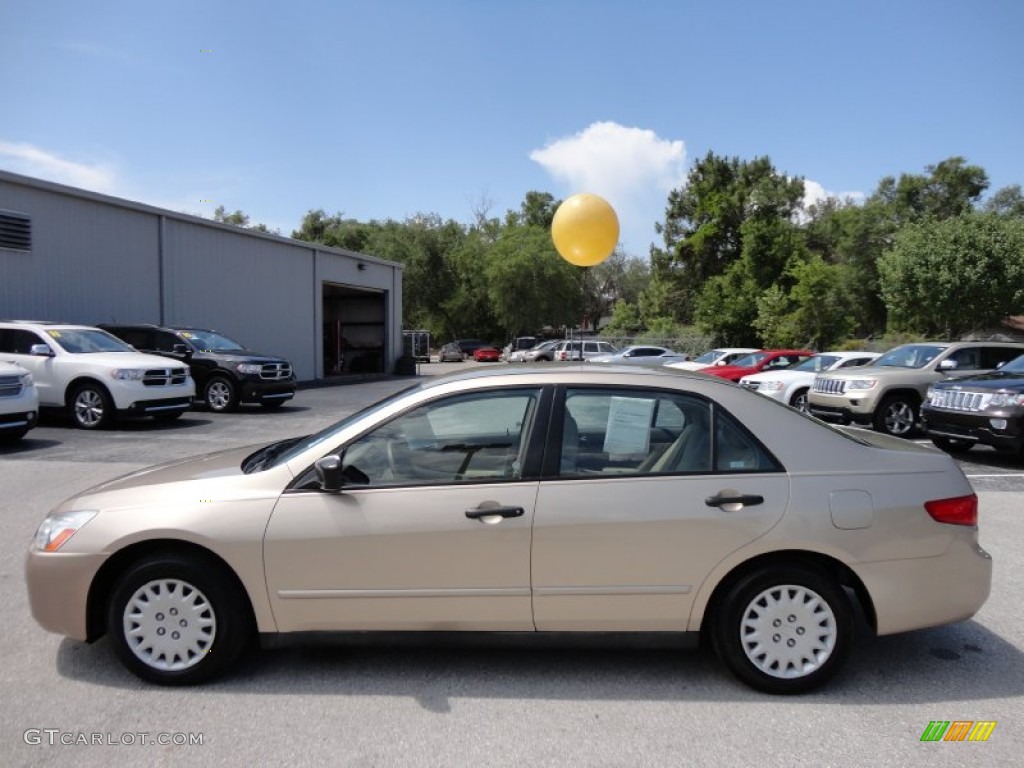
[100,324,296,412]
[921,352,1024,456]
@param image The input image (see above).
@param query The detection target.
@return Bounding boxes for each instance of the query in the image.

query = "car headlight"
[845,379,878,391]
[759,381,784,392]
[33,510,97,552]
[989,392,1024,407]
[111,369,147,380]
[19,372,33,387]
[236,363,262,374]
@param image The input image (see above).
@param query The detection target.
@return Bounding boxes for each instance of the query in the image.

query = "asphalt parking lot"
[2,363,1023,767]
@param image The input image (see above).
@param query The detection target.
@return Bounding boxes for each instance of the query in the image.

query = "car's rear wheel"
[70,383,113,430]
[873,395,918,437]
[106,553,253,685]
[930,435,974,454]
[789,389,810,413]
[204,376,239,413]
[712,566,853,694]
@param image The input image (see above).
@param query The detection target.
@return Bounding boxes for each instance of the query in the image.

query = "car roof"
[415,362,722,392]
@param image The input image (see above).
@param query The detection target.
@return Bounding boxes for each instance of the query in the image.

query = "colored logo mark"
[920,721,997,742]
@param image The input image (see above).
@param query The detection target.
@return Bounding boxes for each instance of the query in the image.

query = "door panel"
[264,483,538,631]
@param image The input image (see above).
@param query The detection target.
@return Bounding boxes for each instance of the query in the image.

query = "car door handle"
[705,493,764,508]
[465,506,525,520]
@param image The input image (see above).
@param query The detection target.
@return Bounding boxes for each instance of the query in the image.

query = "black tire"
[204,376,239,413]
[106,553,253,685]
[930,435,974,454]
[260,399,286,409]
[873,394,918,437]
[789,388,810,414]
[153,411,184,422]
[70,382,114,430]
[712,565,853,694]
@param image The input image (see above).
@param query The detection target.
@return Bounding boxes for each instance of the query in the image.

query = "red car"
[702,349,814,382]
[472,346,501,362]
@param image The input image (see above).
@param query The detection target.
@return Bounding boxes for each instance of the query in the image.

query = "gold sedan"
[26,365,991,693]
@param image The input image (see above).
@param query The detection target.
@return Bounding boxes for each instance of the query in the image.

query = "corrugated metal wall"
[0,172,403,380]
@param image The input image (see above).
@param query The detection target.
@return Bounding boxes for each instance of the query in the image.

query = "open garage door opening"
[322,282,387,376]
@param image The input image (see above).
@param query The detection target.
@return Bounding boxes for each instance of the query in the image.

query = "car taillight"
[925,494,978,526]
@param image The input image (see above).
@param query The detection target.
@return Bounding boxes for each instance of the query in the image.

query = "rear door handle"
[465,506,525,520]
[705,493,764,508]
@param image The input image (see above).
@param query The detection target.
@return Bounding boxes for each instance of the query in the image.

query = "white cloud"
[802,178,865,210]
[530,122,686,255]
[0,140,117,193]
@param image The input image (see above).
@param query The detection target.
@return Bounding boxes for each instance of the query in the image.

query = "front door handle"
[705,493,764,509]
[465,505,525,520]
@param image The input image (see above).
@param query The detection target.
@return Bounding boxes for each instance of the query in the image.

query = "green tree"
[985,185,1024,218]
[878,213,1024,337]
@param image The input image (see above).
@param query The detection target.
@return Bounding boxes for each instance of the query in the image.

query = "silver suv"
[807,341,1024,437]
[552,339,618,361]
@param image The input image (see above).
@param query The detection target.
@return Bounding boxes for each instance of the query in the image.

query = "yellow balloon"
[551,193,619,267]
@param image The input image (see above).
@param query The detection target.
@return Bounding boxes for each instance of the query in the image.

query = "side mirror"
[314,455,344,493]
[172,343,193,359]
[938,359,958,371]
[29,344,54,357]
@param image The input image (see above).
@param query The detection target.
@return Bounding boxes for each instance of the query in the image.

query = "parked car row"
[0,320,296,434]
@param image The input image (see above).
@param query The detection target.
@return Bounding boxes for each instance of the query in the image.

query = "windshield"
[791,355,839,372]
[178,329,245,352]
[262,382,423,469]
[875,344,945,369]
[731,352,768,368]
[999,354,1024,374]
[693,350,724,364]
[46,328,134,354]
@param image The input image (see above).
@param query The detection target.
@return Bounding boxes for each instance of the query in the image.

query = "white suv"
[0,322,195,429]
[0,360,38,441]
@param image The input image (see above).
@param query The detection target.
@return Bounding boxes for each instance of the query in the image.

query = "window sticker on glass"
[47,330,61,338]
[180,332,194,339]
[603,396,655,456]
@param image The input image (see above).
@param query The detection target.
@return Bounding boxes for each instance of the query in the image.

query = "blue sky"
[2,0,1022,256]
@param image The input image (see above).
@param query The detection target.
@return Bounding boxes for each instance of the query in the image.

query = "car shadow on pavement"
[55,619,1024,707]
[0,437,62,454]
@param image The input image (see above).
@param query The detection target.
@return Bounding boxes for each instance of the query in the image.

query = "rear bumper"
[852,536,992,635]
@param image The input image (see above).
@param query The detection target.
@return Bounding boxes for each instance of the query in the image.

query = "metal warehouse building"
[0,170,403,381]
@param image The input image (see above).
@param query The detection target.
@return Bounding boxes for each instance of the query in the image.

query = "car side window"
[0,329,46,354]
[115,329,150,350]
[560,389,712,476]
[948,347,980,370]
[981,347,1024,369]
[338,389,541,487]
[152,331,182,353]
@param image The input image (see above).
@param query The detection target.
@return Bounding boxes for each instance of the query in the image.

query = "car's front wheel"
[106,553,253,685]
[70,383,113,429]
[789,389,810,414]
[712,565,853,694]
[204,376,239,413]
[873,395,918,437]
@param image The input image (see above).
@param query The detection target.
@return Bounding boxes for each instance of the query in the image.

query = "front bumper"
[922,406,1024,452]
[0,409,37,432]
[26,549,107,641]
[852,536,992,636]
[808,403,873,425]
[119,396,193,417]
[239,377,296,405]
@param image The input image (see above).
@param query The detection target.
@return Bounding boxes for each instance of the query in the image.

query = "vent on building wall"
[0,210,32,251]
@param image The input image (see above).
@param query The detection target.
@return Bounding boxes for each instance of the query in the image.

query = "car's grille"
[260,362,292,380]
[0,375,22,398]
[143,368,189,387]
[812,377,847,395]
[928,390,989,412]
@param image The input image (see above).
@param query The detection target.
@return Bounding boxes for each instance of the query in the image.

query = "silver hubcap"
[123,579,216,671]
[740,584,837,679]
[793,392,809,413]
[74,390,104,427]
[207,381,231,410]
[884,402,915,435]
